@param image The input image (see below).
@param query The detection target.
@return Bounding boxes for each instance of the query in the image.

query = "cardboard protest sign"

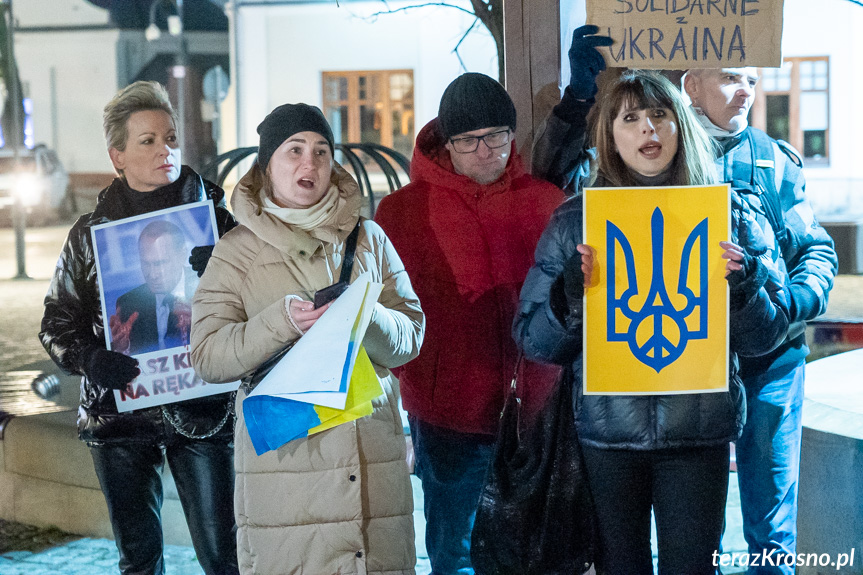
[586,0,784,69]
[583,184,730,395]
[241,272,386,455]
[91,200,239,412]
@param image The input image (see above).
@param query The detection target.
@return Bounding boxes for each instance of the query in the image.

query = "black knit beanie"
[438,73,517,140]
[256,103,335,170]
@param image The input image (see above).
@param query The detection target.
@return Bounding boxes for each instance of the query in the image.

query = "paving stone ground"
[0,533,203,575]
[0,514,202,574]
[0,519,79,554]
[0,475,433,575]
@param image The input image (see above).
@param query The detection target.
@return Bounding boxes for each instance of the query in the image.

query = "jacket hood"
[230,160,363,256]
[410,118,526,199]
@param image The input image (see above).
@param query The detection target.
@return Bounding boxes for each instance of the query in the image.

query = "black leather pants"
[90,435,239,575]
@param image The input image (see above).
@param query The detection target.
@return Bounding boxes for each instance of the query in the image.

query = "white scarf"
[262,184,340,230]
[690,105,748,139]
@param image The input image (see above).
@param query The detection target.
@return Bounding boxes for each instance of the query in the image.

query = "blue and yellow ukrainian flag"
[242,346,383,455]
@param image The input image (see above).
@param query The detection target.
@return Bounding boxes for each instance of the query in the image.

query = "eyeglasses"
[449,129,511,154]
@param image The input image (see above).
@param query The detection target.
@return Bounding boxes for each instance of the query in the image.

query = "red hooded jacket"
[375,119,564,435]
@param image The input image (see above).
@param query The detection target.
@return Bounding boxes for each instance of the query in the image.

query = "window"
[322,70,415,159]
[754,57,830,165]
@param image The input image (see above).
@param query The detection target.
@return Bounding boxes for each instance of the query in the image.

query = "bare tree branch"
[347,0,505,80]
[467,0,503,81]
[363,2,476,21]
[452,18,481,73]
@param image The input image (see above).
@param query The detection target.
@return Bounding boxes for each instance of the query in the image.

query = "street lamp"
[3,0,29,280]
[13,172,42,207]
[146,0,186,149]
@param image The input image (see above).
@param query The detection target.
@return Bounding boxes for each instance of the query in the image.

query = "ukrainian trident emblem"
[607,207,709,373]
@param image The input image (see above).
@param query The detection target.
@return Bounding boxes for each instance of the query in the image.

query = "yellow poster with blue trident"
[584,184,730,395]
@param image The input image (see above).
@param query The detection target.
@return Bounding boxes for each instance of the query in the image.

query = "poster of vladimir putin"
[91,200,237,412]
[92,202,214,356]
[110,219,194,355]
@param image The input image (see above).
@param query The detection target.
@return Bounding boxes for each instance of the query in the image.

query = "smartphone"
[314,281,349,309]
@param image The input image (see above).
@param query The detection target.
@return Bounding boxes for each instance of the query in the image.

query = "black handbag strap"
[241,218,363,393]
[339,219,362,284]
[510,352,523,397]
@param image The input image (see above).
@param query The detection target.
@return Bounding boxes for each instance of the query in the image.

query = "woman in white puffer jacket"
[191,103,425,575]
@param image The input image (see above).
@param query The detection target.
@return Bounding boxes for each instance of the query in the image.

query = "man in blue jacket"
[684,66,836,574]
[534,26,837,574]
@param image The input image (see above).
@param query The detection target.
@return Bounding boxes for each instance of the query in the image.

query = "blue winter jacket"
[715,130,836,377]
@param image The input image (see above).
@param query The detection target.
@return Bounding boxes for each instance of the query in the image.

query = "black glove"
[550,254,586,325]
[727,253,769,311]
[189,245,215,278]
[562,253,585,305]
[568,25,614,100]
[731,190,768,257]
[83,346,140,390]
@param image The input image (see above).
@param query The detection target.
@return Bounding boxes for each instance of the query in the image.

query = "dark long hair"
[591,70,717,187]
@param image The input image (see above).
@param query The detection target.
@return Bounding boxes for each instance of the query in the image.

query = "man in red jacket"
[375,73,564,575]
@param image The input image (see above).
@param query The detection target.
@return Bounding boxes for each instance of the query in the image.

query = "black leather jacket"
[39,166,237,445]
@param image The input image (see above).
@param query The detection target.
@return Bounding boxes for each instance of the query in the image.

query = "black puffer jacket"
[513,189,791,450]
[39,166,237,445]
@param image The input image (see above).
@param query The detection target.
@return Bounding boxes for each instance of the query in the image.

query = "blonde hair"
[591,70,717,187]
[103,81,177,152]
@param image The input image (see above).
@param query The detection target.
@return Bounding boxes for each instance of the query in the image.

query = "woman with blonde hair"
[515,70,791,574]
[40,80,239,575]
[191,103,424,574]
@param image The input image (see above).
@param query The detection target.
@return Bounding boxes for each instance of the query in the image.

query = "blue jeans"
[409,416,495,575]
[735,360,805,575]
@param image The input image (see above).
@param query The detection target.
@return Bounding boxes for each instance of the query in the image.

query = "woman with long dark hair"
[515,70,791,574]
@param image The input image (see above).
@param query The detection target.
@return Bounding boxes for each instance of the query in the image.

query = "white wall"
[16,30,120,173]
[233,0,497,148]
[560,0,587,91]
[15,0,498,175]
[15,0,107,27]
[782,0,863,216]
[16,0,118,174]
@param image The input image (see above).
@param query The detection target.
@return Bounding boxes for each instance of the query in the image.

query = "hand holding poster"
[583,184,730,395]
[91,200,240,412]
[586,0,784,69]
[250,272,383,409]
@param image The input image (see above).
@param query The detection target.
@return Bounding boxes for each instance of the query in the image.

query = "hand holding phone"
[313,281,349,309]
